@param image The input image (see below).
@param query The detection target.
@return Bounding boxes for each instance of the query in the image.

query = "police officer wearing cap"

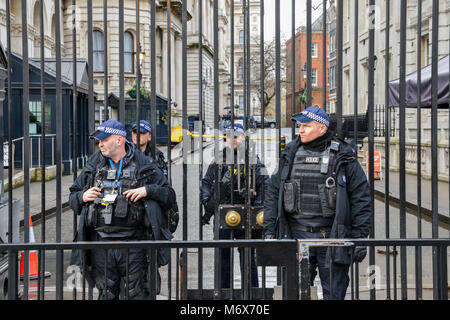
[263,105,372,300]
[131,120,168,177]
[131,120,179,232]
[201,123,265,289]
[69,120,176,300]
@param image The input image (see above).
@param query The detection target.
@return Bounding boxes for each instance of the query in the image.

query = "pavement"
[2,132,449,300]
[374,170,449,228]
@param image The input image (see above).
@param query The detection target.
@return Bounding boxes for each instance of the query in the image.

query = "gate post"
[298,242,311,300]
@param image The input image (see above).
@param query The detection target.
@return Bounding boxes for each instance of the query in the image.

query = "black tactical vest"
[283,146,337,221]
[86,159,147,235]
[219,164,247,204]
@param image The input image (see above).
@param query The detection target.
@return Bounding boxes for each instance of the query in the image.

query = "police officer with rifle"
[69,120,176,300]
[201,123,266,289]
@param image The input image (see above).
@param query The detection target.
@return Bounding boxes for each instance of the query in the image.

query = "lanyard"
[108,158,123,186]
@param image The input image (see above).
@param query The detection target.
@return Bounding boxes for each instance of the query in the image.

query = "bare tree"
[249,35,287,116]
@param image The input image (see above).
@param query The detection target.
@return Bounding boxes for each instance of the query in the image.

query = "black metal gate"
[0,0,449,301]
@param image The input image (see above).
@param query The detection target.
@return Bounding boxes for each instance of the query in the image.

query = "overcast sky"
[263,0,328,43]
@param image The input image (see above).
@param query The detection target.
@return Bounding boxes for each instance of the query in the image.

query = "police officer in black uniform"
[131,120,179,232]
[69,120,176,300]
[131,120,168,177]
[264,106,372,300]
[201,123,265,289]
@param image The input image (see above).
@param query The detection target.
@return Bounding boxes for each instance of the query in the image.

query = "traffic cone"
[374,170,381,180]
[20,217,40,280]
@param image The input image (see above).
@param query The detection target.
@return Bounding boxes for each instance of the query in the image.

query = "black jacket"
[263,135,372,265]
[143,143,179,213]
[143,143,168,177]
[69,141,176,269]
[201,150,266,207]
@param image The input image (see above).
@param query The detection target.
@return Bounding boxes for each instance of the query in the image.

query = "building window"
[239,30,244,44]
[238,58,244,80]
[239,95,244,109]
[329,66,336,89]
[124,31,134,73]
[311,68,318,87]
[329,34,335,54]
[93,30,105,72]
[29,101,51,134]
[312,43,318,58]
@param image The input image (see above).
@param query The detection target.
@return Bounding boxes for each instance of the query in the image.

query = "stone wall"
[362,137,449,182]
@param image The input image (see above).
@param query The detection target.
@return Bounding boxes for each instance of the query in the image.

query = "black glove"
[204,197,216,214]
[201,199,216,226]
[352,246,367,263]
[264,234,276,240]
[201,211,214,226]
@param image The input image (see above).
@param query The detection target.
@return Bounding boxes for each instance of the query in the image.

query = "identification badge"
[107,169,117,180]
[103,193,118,203]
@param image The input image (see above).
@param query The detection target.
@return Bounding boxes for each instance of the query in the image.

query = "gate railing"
[0,239,300,301]
[1,238,448,300]
[1,0,449,305]
[3,135,57,172]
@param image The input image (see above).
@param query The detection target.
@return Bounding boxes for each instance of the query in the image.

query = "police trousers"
[90,245,150,300]
[291,229,350,300]
[219,229,259,289]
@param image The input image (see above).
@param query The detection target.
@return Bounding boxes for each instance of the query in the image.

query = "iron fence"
[0,0,449,301]
[0,238,448,300]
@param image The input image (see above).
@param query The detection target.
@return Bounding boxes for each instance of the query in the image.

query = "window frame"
[311,43,318,58]
[311,68,318,87]
[93,30,105,73]
[124,31,134,74]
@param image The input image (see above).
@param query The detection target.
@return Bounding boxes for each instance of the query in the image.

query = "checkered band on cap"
[301,110,330,127]
[133,120,152,133]
[98,125,127,137]
[139,122,152,133]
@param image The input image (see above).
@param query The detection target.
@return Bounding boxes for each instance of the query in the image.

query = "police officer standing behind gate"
[69,120,176,300]
[131,120,179,232]
[131,120,168,177]
[263,106,372,300]
[201,123,264,289]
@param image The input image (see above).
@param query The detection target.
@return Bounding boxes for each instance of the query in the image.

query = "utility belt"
[93,228,151,241]
[290,223,331,234]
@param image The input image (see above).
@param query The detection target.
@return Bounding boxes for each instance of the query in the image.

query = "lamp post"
[138,45,146,83]
[299,63,307,111]
[202,77,208,129]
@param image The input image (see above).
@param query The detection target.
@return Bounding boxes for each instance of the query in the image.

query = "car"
[253,115,276,128]
[234,119,244,128]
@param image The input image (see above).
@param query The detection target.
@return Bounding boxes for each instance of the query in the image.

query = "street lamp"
[139,46,146,66]
[299,63,307,110]
[202,77,208,128]
[137,46,146,83]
